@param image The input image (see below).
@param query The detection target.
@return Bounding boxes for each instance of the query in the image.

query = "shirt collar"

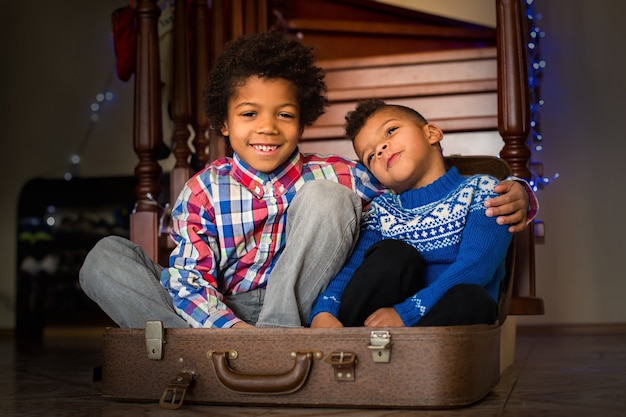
[231,149,303,198]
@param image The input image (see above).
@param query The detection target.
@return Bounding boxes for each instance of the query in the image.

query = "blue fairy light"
[526,0,558,190]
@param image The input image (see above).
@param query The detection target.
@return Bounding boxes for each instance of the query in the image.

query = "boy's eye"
[278,112,295,119]
[386,126,398,136]
[366,153,375,163]
[241,111,256,117]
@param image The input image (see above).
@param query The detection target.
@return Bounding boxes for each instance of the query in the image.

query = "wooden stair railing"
[170,0,192,219]
[497,0,544,315]
[130,0,163,262]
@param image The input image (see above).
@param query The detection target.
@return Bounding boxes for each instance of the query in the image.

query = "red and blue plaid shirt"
[161,150,385,328]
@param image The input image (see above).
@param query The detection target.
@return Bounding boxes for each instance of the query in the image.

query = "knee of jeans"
[79,236,128,289]
[93,236,139,262]
[78,253,95,295]
[98,235,133,251]
[299,180,361,213]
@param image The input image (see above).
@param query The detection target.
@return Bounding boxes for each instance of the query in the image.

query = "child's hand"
[364,308,404,327]
[310,312,343,328]
[485,180,529,233]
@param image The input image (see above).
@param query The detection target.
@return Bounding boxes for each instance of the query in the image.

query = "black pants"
[338,240,497,327]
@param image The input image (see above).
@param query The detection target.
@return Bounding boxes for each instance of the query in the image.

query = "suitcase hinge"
[326,352,357,381]
[159,371,196,410]
[366,330,393,363]
[146,320,165,360]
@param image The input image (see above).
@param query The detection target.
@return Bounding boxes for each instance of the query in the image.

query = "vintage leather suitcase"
[101,323,501,409]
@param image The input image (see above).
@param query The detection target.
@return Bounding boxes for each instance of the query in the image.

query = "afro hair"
[203,30,328,137]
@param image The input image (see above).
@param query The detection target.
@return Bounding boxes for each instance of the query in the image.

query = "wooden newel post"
[131,0,163,262]
[496,0,544,315]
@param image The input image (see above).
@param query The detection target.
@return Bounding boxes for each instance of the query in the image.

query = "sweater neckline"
[398,167,464,208]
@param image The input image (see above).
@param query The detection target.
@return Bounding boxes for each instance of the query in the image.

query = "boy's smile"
[386,151,401,169]
[221,76,301,174]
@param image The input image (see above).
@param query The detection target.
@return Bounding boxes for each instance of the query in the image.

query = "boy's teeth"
[254,145,277,152]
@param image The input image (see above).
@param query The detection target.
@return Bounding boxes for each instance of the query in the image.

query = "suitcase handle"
[209,350,319,395]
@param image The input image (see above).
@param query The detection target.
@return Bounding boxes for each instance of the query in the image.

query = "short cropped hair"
[345,99,429,141]
[203,30,328,137]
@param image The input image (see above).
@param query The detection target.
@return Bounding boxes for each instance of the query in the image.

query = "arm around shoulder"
[484,178,538,233]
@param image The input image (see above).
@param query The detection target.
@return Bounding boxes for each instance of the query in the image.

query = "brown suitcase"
[101,323,501,409]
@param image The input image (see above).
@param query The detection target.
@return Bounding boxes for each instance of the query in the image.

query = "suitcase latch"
[145,320,165,360]
[159,371,196,410]
[366,330,393,363]
[326,352,357,381]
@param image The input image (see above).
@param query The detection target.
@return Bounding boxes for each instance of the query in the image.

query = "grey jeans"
[79,180,362,328]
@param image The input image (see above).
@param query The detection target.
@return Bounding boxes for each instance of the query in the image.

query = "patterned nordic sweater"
[311,167,513,326]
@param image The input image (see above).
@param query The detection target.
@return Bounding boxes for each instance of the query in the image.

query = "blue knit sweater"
[311,167,513,326]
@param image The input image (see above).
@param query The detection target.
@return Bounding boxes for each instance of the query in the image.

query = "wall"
[1,0,625,329]
[378,0,495,27]
[0,1,137,328]
[517,0,626,325]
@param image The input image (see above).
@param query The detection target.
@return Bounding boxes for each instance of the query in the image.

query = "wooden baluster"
[230,0,244,39]
[497,0,531,178]
[254,0,269,34]
[170,0,192,201]
[206,0,228,162]
[131,0,163,262]
[210,0,226,65]
[496,0,544,315]
[244,0,268,35]
[233,0,267,35]
[191,0,211,168]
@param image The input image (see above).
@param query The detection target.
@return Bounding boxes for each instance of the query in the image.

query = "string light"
[64,69,116,180]
[526,0,559,192]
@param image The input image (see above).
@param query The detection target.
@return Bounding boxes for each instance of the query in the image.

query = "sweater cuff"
[394,297,427,327]
[310,295,341,320]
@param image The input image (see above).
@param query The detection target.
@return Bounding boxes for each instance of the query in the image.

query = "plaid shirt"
[161,150,385,328]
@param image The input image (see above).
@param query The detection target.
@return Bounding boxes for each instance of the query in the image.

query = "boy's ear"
[426,124,444,144]
[220,122,229,137]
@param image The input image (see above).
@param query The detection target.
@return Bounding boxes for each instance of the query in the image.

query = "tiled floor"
[1,327,625,417]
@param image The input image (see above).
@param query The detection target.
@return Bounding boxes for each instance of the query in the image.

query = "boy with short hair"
[80,31,533,329]
[311,100,514,328]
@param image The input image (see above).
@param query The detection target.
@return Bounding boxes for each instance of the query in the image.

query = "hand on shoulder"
[485,180,529,233]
